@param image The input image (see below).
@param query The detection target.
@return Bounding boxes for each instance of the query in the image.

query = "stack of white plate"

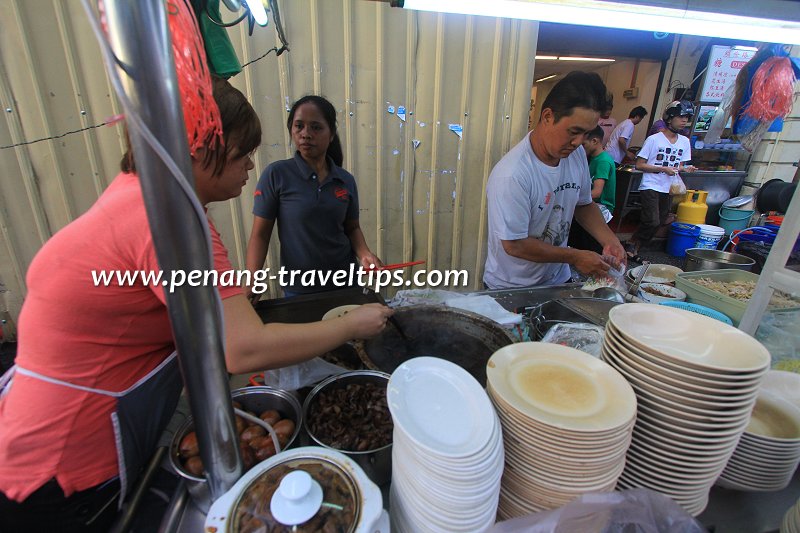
[602,304,770,516]
[387,357,503,533]
[717,384,800,491]
[782,497,800,533]
[486,342,637,519]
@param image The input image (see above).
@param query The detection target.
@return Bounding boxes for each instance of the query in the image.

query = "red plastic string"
[743,56,796,122]
[97,1,222,154]
[167,0,223,155]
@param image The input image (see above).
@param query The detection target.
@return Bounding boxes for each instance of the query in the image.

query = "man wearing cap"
[623,101,698,262]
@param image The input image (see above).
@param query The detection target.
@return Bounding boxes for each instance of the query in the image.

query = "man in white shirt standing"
[484,71,626,289]
[624,101,697,261]
[604,106,648,164]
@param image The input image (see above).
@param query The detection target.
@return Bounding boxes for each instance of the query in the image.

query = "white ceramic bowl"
[629,264,683,285]
[638,283,687,303]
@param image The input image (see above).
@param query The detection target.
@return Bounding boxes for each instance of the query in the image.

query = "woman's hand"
[359,253,383,271]
[246,286,263,305]
[339,303,393,339]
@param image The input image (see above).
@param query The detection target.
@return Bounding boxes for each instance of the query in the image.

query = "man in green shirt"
[568,126,617,253]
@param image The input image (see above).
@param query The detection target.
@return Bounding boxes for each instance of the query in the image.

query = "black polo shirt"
[253,152,359,293]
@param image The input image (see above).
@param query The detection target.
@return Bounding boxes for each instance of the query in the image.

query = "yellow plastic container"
[676,190,709,225]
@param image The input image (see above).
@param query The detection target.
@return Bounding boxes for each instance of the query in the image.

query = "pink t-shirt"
[0,173,241,501]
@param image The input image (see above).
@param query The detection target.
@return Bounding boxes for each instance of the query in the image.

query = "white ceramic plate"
[638,283,687,303]
[388,357,495,457]
[629,264,683,284]
[745,391,800,439]
[608,304,770,374]
[321,304,361,321]
[487,342,636,432]
[761,370,800,409]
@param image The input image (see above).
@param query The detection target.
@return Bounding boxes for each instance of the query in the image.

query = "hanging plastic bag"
[261,357,349,391]
[669,173,687,196]
[581,257,625,293]
[489,488,706,533]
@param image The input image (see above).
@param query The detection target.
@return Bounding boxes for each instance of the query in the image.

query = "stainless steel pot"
[353,305,515,387]
[684,248,756,272]
[169,386,302,511]
[302,371,392,486]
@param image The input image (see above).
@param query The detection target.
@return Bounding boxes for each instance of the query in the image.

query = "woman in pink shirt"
[0,79,392,533]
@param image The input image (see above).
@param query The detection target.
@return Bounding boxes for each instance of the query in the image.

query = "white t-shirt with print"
[637,132,692,194]
[604,118,635,164]
[484,133,593,289]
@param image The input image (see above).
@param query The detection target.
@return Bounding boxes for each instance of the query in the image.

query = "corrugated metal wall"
[0,1,538,322]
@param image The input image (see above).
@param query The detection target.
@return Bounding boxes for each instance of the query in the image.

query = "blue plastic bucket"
[667,222,701,257]
[718,207,754,236]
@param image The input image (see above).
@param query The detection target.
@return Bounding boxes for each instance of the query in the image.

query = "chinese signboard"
[700,45,756,103]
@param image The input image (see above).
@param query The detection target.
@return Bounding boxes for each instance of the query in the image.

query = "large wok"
[353,305,515,387]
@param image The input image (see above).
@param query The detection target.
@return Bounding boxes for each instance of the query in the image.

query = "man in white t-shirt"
[597,99,617,145]
[624,100,697,260]
[484,71,627,289]
[604,106,648,164]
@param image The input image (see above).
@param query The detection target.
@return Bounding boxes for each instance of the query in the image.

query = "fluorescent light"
[399,0,800,46]
[535,74,558,82]
[244,0,268,26]
[733,46,759,51]
[535,55,558,60]
[558,57,615,62]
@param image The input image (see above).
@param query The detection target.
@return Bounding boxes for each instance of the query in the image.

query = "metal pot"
[353,305,515,387]
[683,248,756,272]
[302,371,392,486]
[169,386,302,511]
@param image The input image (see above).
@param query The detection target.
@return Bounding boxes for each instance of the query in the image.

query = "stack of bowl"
[783,497,800,533]
[717,373,800,492]
[486,343,637,518]
[388,357,504,533]
[602,304,770,515]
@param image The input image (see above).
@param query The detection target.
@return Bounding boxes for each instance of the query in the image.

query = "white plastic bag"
[261,357,349,391]
[669,173,687,196]
[541,323,605,358]
[489,488,706,533]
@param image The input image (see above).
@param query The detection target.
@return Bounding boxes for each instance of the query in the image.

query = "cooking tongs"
[626,261,650,302]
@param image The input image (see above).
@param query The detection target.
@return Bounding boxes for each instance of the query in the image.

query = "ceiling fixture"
[393,0,800,46]
[535,74,558,82]
[535,55,558,60]
[243,0,268,26]
[557,57,615,62]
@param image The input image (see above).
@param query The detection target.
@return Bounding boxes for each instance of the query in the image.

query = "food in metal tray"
[308,382,393,452]
[178,406,295,476]
[694,278,799,308]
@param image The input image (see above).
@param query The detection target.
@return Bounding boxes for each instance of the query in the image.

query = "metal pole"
[102,0,241,503]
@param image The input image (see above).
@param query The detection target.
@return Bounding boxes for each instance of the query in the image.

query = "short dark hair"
[585,125,604,142]
[120,77,261,175]
[287,95,344,167]
[629,106,648,119]
[540,71,610,123]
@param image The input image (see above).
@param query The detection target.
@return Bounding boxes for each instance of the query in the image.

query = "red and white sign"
[700,45,757,103]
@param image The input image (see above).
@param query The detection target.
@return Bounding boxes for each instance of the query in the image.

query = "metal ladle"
[592,287,625,303]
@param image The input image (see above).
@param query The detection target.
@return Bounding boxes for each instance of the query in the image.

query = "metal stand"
[739,171,800,335]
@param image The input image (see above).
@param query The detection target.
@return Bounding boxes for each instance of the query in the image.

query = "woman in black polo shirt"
[247,95,381,299]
